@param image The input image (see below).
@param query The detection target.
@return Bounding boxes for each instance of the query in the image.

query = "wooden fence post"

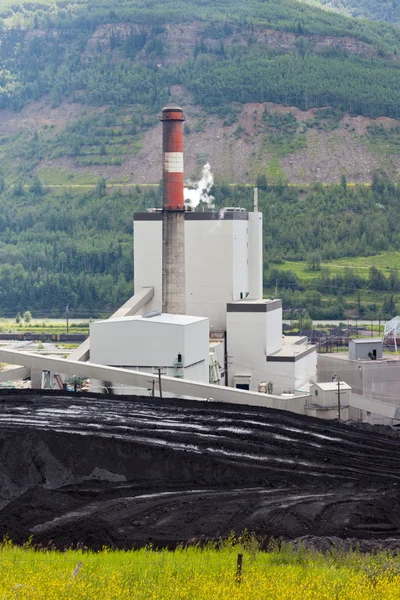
[236,553,243,584]
[72,561,83,579]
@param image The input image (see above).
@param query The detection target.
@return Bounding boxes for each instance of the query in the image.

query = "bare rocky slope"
[3,93,399,186]
[2,21,400,186]
[0,391,400,551]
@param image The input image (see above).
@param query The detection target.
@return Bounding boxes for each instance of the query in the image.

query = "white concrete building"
[134,209,262,331]
[226,299,316,395]
[306,381,352,420]
[90,313,209,396]
[132,206,317,397]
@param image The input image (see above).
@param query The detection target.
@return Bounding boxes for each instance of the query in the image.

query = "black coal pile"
[0,392,399,550]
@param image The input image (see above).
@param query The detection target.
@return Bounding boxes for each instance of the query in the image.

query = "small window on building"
[236,383,250,390]
[315,389,318,396]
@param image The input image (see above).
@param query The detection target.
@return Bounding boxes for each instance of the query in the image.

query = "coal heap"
[0,392,399,550]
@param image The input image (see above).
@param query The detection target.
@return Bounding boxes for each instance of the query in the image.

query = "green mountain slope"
[299,0,400,26]
[2,1,400,314]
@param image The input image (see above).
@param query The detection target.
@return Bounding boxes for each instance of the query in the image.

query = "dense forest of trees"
[0,182,161,315]
[3,0,400,118]
[0,176,398,317]
[2,0,400,319]
[213,173,400,262]
[309,0,400,26]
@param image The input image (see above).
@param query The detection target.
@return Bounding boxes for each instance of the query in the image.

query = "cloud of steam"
[184,163,214,209]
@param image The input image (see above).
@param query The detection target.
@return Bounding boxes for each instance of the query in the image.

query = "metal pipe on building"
[160,106,186,314]
[253,187,259,212]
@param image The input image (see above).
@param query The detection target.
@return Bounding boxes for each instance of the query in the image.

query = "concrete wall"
[185,217,250,330]
[266,307,282,355]
[305,406,350,420]
[232,219,249,302]
[294,351,317,391]
[263,350,316,395]
[92,359,208,398]
[227,309,268,392]
[248,212,263,300]
[317,354,400,405]
[317,355,363,394]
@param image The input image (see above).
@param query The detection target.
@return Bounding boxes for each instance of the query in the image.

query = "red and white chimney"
[161,107,185,210]
[160,106,186,314]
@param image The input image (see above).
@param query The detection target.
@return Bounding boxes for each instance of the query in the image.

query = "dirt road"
[0,392,399,550]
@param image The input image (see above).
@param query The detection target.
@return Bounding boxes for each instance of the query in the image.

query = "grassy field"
[0,320,89,335]
[1,540,400,599]
[277,252,400,280]
[38,167,98,186]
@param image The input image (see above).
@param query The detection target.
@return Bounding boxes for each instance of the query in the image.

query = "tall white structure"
[134,208,262,331]
[134,206,317,395]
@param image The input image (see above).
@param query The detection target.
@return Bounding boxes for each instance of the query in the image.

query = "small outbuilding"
[348,339,383,361]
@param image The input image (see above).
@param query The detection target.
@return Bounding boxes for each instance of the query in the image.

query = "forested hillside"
[300,0,400,26]
[0,176,400,319]
[2,4,400,185]
[2,0,400,316]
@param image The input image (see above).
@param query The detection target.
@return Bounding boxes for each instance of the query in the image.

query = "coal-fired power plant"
[160,106,186,315]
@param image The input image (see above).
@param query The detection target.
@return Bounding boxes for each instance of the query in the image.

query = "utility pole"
[65,305,69,335]
[156,367,163,399]
[224,331,229,387]
[148,379,155,398]
[336,378,341,420]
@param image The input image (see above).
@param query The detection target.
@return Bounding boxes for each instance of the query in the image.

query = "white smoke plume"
[184,163,214,209]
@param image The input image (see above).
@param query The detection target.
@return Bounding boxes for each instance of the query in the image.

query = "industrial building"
[306,381,352,420]
[132,207,316,395]
[129,108,317,397]
[5,103,400,422]
[318,338,400,406]
[90,313,209,396]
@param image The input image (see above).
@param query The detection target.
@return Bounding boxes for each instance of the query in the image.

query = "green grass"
[0,320,89,335]
[277,251,400,280]
[269,252,400,315]
[365,123,400,155]
[38,168,97,186]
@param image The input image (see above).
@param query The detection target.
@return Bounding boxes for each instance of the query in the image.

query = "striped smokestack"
[160,106,186,314]
[161,106,185,210]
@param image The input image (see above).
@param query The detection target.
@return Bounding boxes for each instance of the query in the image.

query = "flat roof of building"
[227,299,282,312]
[283,335,308,345]
[267,342,316,362]
[350,338,383,344]
[95,314,208,326]
[134,210,249,221]
[319,352,396,362]
[315,382,351,392]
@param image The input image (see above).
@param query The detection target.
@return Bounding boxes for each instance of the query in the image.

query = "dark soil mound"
[0,392,399,549]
